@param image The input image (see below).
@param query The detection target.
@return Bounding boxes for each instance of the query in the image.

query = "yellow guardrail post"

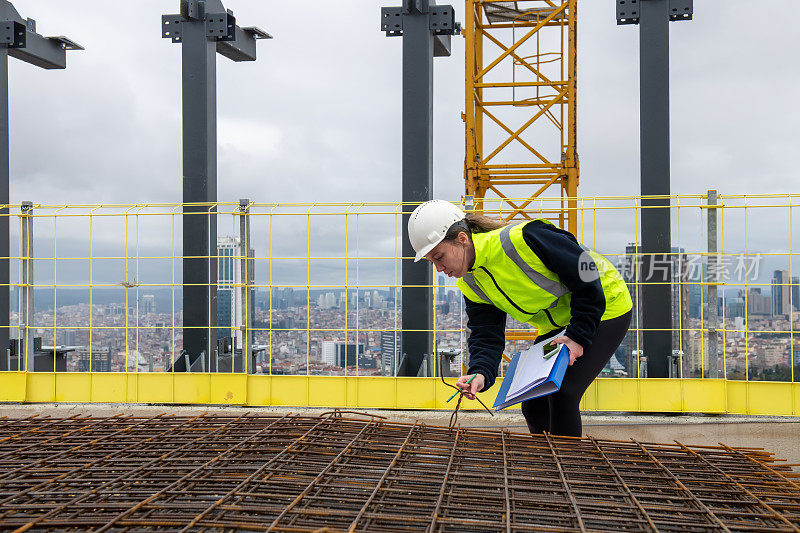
[707,190,719,378]
[20,201,33,371]
[237,198,251,373]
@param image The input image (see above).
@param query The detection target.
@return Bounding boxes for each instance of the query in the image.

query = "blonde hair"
[444,212,507,241]
[463,212,507,233]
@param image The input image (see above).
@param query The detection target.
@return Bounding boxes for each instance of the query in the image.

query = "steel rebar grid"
[0,413,798,532]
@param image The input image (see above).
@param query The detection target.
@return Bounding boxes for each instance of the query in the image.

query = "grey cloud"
[5,0,799,290]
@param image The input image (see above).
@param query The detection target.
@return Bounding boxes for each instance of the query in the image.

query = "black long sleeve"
[464,296,506,391]
[521,220,606,349]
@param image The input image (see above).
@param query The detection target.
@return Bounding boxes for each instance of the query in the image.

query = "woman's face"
[424,232,473,278]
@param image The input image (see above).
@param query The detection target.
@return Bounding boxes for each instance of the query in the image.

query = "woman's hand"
[455,373,485,400]
[551,335,584,366]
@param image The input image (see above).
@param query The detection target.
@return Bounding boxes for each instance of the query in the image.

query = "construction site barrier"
[0,193,798,415]
[1,373,800,416]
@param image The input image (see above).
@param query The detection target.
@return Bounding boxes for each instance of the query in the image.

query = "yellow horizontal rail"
[1,372,798,416]
[3,192,799,392]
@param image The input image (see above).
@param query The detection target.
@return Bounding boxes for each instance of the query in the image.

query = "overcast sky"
[7,0,800,288]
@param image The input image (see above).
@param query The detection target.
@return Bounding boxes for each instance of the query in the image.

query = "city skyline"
[12,270,800,380]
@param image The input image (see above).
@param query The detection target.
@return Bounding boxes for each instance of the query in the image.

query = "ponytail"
[443,212,507,242]
[463,212,507,234]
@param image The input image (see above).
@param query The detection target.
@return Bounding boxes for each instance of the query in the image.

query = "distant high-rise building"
[75,347,112,372]
[772,270,791,317]
[671,247,694,373]
[748,288,771,315]
[381,331,400,375]
[320,340,364,368]
[217,237,256,344]
[732,316,745,339]
[793,277,799,313]
[727,296,745,318]
[447,289,460,312]
[62,329,77,346]
[141,294,155,315]
[274,287,294,310]
[315,291,337,309]
[335,342,364,367]
[687,283,702,319]
[321,340,336,366]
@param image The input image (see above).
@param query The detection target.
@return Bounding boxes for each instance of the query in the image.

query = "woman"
[408,200,632,437]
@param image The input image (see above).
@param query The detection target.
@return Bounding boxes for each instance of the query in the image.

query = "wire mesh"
[2,194,799,381]
[0,413,798,532]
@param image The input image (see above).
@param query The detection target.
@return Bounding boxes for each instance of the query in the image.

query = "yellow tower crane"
[464,0,577,232]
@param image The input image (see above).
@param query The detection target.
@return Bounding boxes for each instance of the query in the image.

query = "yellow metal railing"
[1,193,799,415]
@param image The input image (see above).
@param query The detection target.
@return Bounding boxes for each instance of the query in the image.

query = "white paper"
[505,329,565,400]
[494,380,560,410]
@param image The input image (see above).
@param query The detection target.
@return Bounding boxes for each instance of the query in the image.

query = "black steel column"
[400,11,434,376]
[181,17,218,369]
[639,0,671,378]
[382,1,459,376]
[618,0,692,377]
[0,49,7,369]
[164,1,268,371]
[0,2,82,370]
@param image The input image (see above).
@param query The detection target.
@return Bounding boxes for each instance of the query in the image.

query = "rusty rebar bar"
[0,414,798,532]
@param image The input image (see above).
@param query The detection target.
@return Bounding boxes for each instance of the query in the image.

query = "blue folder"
[492,344,570,411]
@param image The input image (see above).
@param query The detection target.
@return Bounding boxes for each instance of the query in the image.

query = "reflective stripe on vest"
[461,272,491,303]
[457,220,632,334]
[499,225,569,298]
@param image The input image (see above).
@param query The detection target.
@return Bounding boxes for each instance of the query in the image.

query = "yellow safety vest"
[456,220,632,337]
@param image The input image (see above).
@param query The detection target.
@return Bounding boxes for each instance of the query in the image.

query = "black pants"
[520,310,631,437]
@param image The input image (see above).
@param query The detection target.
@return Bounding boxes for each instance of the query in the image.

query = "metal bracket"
[207,11,235,42]
[429,6,459,35]
[1,22,83,54]
[47,36,84,51]
[8,29,80,69]
[615,0,639,25]
[242,26,272,40]
[617,0,692,25]
[382,4,460,37]
[163,11,268,60]
[403,0,430,14]
[162,14,183,43]
[181,0,209,21]
[381,7,403,36]
[463,195,474,211]
[163,11,240,43]
[433,33,451,57]
[668,0,692,21]
[216,24,266,61]
[0,20,25,48]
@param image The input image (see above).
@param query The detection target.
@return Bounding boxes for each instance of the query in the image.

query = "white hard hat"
[408,200,466,262]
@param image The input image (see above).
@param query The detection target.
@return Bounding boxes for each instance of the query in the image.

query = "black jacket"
[465,220,606,391]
